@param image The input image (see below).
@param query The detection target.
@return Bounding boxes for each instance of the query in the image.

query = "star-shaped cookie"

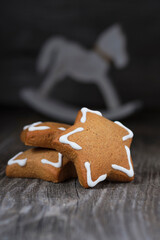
[51,107,134,188]
[6,148,77,183]
[21,121,70,148]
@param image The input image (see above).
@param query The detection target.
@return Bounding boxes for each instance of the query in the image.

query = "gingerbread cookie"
[51,107,134,188]
[21,121,70,148]
[6,148,77,183]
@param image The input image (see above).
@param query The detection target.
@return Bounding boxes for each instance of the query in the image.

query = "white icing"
[114,121,133,141]
[23,121,50,131]
[8,152,27,167]
[85,162,107,187]
[112,121,134,178]
[59,127,84,150]
[23,125,30,130]
[112,146,134,177]
[58,127,66,131]
[80,107,102,123]
[41,153,62,168]
[23,121,42,130]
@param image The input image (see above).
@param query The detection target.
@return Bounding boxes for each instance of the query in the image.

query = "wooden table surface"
[0,107,160,240]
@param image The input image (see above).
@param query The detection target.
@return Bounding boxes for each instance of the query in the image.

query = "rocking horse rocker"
[21,24,141,122]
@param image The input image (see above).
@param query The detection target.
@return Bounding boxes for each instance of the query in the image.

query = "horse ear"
[107,23,122,33]
[96,24,123,46]
[96,23,122,51]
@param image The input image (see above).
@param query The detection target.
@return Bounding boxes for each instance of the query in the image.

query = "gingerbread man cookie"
[6,148,77,183]
[21,121,70,148]
[51,107,134,188]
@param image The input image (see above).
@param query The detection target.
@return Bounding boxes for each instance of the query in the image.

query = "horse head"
[95,24,129,68]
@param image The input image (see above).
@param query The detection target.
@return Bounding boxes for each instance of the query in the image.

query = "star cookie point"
[6,148,77,183]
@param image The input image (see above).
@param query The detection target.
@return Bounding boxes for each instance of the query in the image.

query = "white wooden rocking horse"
[21,24,141,122]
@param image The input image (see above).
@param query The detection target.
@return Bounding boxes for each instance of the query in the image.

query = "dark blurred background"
[0,0,160,112]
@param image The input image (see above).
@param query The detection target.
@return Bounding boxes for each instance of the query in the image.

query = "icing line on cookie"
[58,127,66,131]
[80,107,102,123]
[23,121,42,130]
[112,146,134,178]
[114,121,133,141]
[59,127,84,150]
[85,162,107,187]
[41,153,62,168]
[23,122,50,131]
[8,152,27,167]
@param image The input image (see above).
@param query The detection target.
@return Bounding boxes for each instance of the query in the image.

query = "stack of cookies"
[6,107,134,188]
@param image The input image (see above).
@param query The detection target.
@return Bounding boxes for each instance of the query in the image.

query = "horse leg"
[38,67,66,97]
[98,76,121,110]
